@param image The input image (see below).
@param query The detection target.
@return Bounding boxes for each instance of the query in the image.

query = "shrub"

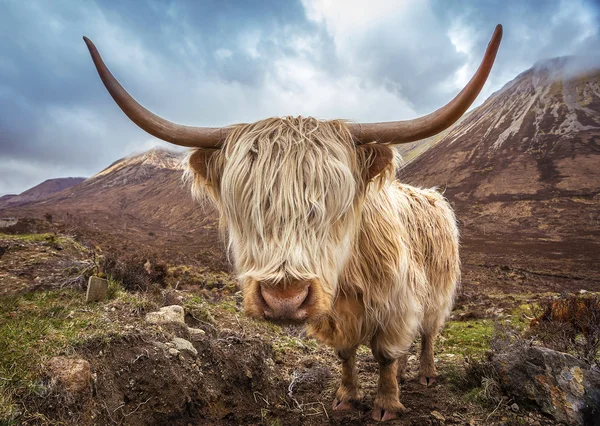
[100,249,167,292]
[527,294,600,364]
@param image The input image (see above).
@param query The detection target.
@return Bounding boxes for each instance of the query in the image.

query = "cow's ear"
[188,148,221,187]
[357,144,394,182]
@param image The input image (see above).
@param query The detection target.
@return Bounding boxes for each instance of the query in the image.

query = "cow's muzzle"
[258,280,312,323]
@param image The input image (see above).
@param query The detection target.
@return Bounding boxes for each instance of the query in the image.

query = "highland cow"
[84,25,502,421]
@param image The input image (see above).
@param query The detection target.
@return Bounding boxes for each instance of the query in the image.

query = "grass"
[272,335,318,354]
[0,233,81,249]
[0,232,92,262]
[0,282,147,423]
[439,319,494,357]
[509,302,539,330]
[0,233,56,243]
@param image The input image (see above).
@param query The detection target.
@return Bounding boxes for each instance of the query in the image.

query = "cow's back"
[389,182,460,314]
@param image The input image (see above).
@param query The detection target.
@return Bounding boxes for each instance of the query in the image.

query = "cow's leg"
[397,353,408,383]
[370,355,406,422]
[332,346,362,411]
[419,313,443,386]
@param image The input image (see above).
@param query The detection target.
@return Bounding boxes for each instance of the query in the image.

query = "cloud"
[1,0,598,195]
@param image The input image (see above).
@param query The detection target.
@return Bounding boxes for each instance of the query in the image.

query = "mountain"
[1,149,225,269]
[0,194,17,204]
[399,56,600,281]
[0,177,85,209]
[3,57,599,281]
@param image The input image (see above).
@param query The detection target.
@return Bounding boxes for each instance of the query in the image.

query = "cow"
[84,25,502,421]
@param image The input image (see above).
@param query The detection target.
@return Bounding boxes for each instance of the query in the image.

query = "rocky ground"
[1,226,599,425]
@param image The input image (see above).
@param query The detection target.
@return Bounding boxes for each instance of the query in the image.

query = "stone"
[145,305,185,325]
[492,344,600,425]
[172,337,198,356]
[168,348,180,357]
[47,356,91,394]
[431,411,445,422]
[152,341,168,350]
[188,327,206,339]
[85,276,108,302]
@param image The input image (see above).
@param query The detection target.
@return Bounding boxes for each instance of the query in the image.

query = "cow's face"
[188,117,394,324]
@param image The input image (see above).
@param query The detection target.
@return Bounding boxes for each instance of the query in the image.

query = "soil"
[1,225,575,426]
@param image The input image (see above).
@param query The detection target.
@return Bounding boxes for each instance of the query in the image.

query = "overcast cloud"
[1,0,599,195]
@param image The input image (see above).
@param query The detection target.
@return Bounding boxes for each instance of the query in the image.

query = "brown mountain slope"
[2,149,226,269]
[399,57,600,281]
[0,177,85,209]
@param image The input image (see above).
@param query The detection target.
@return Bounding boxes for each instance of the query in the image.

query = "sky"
[1,0,599,195]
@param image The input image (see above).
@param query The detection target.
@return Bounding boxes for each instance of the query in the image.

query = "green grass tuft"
[439,320,493,356]
[0,286,146,423]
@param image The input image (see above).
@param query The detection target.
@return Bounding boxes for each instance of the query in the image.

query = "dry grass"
[527,294,600,364]
[100,249,168,292]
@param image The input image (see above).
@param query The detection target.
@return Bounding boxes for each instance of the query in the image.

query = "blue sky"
[1,0,599,195]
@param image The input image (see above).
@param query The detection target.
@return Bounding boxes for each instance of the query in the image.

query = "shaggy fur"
[186,116,460,418]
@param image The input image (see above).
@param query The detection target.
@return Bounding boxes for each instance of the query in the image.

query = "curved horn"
[83,37,227,148]
[350,24,503,144]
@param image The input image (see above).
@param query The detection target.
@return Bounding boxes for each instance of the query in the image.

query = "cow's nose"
[260,281,310,321]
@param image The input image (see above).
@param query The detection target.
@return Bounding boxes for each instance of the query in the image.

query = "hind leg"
[397,353,408,383]
[419,314,443,386]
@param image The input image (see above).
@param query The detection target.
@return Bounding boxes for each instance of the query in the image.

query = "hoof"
[419,374,436,386]
[332,398,356,411]
[371,403,406,422]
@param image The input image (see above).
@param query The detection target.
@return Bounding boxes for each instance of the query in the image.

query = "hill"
[399,56,600,282]
[1,149,225,269]
[0,177,85,209]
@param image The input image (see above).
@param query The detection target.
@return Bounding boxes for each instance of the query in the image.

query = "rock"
[47,357,91,394]
[172,337,198,356]
[188,327,206,339]
[168,348,180,357]
[152,341,168,350]
[85,276,108,302]
[492,344,600,425]
[431,411,445,422]
[145,305,185,325]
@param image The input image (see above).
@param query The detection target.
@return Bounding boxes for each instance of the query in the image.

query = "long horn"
[350,24,503,144]
[83,37,227,148]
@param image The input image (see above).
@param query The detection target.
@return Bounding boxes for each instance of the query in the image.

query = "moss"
[183,297,216,326]
[509,303,539,330]
[0,287,148,423]
[439,320,493,356]
[272,335,304,353]
[0,233,56,243]
[218,300,239,313]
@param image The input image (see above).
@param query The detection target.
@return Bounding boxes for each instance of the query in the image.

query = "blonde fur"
[186,116,460,407]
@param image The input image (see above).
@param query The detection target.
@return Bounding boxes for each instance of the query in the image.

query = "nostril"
[259,282,310,318]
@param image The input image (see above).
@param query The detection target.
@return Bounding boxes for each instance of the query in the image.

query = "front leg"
[370,335,409,422]
[371,358,406,421]
[332,346,362,411]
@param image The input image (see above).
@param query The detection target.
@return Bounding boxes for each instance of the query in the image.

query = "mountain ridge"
[398,55,600,280]
[3,57,599,279]
[0,177,86,209]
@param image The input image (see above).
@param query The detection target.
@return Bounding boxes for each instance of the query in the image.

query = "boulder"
[145,305,185,325]
[85,276,108,302]
[492,344,600,425]
[47,357,91,394]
